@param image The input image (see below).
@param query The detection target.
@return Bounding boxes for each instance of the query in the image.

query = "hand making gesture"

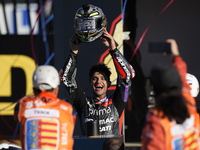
[101,28,116,50]
[70,35,82,54]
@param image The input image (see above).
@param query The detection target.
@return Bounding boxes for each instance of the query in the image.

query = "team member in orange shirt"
[141,39,200,150]
[14,65,75,150]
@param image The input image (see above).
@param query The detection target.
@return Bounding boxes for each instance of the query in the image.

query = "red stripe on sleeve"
[119,110,125,136]
[112,56,126,79]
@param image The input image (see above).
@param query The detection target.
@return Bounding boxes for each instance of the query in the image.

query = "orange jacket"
[141,108,199,150]
[17,91,75,150]
[141,56,200,150]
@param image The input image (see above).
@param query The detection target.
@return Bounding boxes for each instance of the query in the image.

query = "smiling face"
[90,72,108,100]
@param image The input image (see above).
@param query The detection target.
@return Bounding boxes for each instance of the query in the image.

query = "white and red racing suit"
[60,48,135,136]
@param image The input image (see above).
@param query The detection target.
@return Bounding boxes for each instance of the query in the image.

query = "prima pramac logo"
[99,14,123,90]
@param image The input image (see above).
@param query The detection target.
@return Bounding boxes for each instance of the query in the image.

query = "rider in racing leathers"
[60,29,135,136]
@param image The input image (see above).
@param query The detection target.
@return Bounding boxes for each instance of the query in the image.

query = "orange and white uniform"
[17,91,75,150]
[141,56,200,150]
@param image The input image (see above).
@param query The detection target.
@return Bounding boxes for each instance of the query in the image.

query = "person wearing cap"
[141,39,200,150]
[14,65,75,150]
[60,28,135,136]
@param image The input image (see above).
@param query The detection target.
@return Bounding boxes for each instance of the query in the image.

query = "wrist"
[172,54,180,58]
[110,43,116,50]
[109,48,118,53]
[110,47,116,50]
[71,49,78,54]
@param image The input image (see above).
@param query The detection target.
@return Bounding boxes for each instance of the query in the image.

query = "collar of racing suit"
[93,96,112,107]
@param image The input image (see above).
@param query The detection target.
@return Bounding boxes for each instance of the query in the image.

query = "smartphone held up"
[149,42,171,54]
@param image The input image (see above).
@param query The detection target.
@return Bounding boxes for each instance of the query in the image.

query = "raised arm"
[60,36,86,110]
[166,39,191,94]
[101,28,135,85]
[166,39,197,114]
[101,29,135,116]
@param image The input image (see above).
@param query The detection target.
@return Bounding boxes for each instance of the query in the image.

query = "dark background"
[135,0,200,105]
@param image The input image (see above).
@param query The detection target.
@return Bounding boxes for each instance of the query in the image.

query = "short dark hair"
[89,63,111,83]
[102,138,124,150]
